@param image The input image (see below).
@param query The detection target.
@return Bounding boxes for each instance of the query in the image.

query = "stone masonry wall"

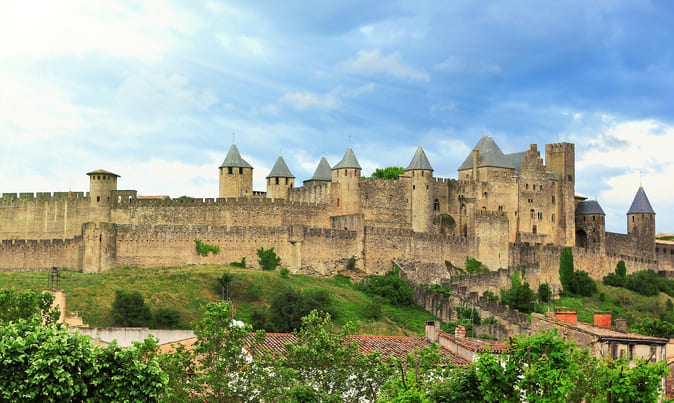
[0,236,82,271]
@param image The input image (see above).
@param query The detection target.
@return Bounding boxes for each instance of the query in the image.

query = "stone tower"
[627,186,656,259]
[87,169,119,206]
[405,145,434,232]
[266,155,295,199]
[545,143,575,246]
[219,143,253,199]
[303,156,332,186]
[574,199,606,253]
[331,146,361,214]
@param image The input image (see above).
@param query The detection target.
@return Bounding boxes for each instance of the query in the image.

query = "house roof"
[406,146,433,171]
[458,136,526,171]
[86,169,120,177]
[574,322,668,344]
[266,155,295,178]
[306,156,332,182]
[333,146,362,170]
[219,143,253,169]
[627,186,655,215]
[438,331,508,353]
[160,333,470,366]
[576,200,606,216]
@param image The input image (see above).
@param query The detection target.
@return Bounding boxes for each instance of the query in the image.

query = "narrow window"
[532,225,537,234]
[239,167,243,174]
[228,167,233,174]
[285,178,288,185]
[421,171,424,176]
[483,192,488,198]
[275,177,279,185]
[345,170,348,176]
[434,199,439,211]
[552,196,555,204]
[526,184,529,189]
[426,185,429,190]
[96,196,100,202]
[552,214,555,222]
[337,198,340,207]
[593,216,595,221]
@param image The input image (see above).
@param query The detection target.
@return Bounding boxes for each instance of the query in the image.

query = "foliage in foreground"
[0,288,60,325]
[0,319,166,401]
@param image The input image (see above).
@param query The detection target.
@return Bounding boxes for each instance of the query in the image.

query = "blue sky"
[1,0,673,234]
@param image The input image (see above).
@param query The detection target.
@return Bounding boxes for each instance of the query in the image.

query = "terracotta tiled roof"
[159,333,471,366]
[438,331,508,353]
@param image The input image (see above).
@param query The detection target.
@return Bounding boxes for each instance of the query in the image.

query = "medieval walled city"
[1,135,669,294]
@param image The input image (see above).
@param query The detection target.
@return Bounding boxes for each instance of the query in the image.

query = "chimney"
[615,318,627,332]
[555,308,577,326]
[593,312,612,328]
[455,324,466,338]
[425,321,439,343]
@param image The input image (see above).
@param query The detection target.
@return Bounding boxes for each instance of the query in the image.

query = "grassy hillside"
[0,265,437,336]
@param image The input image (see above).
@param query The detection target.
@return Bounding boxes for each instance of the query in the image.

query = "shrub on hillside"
[500,270,535,313]
[230,257,246,268]
[358,267,415,306]
[111,289,152,327]
[153,307,188,329]
[603,260,627,287]
[569,270,597,297]
[257,247,281,271]
[195,239,220,257]
[625,269,660,296]
[253,287,336,332]
[538,282,552,303]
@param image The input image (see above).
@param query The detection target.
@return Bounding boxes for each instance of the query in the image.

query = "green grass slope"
[0,265,437,336]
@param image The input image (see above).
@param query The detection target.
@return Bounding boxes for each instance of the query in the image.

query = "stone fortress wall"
[0,139,664,286]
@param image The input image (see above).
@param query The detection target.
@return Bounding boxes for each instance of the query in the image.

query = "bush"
[153,307,187,329]
[280,267,290,278]
[230,257,246,268]
[111,289,152,327]
[464,257,488,274]
[364,301,383,320]
[455,306,481,325]
[500,270,535,313]
[195,239,220,256]
[346,256,357,271]
[483,290,498,302]
[257,287,337,332]
[625,269,660,296]
[569,270,597,297]
[604,260,627,287]
[538,282,552,303]
[358,267,415,306]
[257,247,281,271]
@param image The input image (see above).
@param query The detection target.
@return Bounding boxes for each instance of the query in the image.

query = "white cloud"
[0,0,200,63]
[280,89,342,111]
[340,49,430,81]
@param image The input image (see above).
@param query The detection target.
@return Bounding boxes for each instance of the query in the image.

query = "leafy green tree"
[359,266,415,305]
[631,318,674,338]
[569,270,597,297]
[625,269,660,296]
[615,260,627,277]
[111,289,152,327]
[280,267,290,278]
[603,260,627,287]
[559,247,574,294]
[428,365,483,403]
[257,246,282,271]
[0,319,166,401]
[0,287,60,325]
[500,270,535,312]
[153,307,186,329]
[371,166,405,179]
[257,287,336,332]
[537,282,552,303]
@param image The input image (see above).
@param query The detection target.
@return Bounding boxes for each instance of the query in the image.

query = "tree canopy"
[371,166,405,179]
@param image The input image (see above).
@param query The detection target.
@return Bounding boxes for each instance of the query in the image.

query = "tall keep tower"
[545,143,575,246]
[627,186,656,260]
[266,155,295,199]
[219,143,253,199]
[87,169,119,206]
[332,146,362,214]
[405,145,434,232]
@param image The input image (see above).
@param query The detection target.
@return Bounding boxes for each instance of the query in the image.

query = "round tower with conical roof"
[627,186,656,259]
[331,146,361,214]
[405,145,434,232]
[266,155,295,199]
[219,143,253,199]
[303,156,332,187]
[87,169,119,206]
[574,199,606,252]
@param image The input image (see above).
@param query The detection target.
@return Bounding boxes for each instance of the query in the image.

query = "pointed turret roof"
[458,136,526,171]
[332,146,362,170]
[406,145,433,171]
[576,200,605,215]
[266,155,295,178]
[308,156,332,181]
[627,186,655,215]
[219,143,253,169]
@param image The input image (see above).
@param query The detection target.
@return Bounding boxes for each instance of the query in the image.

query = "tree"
[254,287,337,332]
[569,270,597,297]
[0,319,166,401]
[0,287,60,325]
[111,289,152,327]
[631,318,674,339]
[500,270,535,312]
[603,260,627,287]
[257,246,282,271]
[371,166,405,179]
[219,271,234,300]
[359,266,415,305]
[559,247,574,294]
[538,282,552,303]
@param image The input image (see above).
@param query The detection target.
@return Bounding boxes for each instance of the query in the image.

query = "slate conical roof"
[627,186,656,215]
[219,143,253,169]
[576,200,606,215]
[406,145,433,171]
[308,156,332,181]
[332,146,362,170]
[266,155,295,178]
[458,136,526,171]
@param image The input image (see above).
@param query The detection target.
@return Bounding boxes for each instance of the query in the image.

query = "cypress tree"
[559,247,574,293]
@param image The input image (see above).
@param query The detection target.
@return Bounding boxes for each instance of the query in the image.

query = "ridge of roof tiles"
[308,156,332,181]
[266,155,295,178]
[406,145,434,171]
[575,200,606,216]
[459,136,526,171]
[219,143,253,169]
[332,146,362,170]
[627,186,656,215]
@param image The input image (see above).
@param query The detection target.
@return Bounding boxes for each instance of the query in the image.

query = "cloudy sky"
[1,1,673,233]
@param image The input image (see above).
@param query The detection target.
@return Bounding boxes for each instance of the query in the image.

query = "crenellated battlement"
[1,191,88,205]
